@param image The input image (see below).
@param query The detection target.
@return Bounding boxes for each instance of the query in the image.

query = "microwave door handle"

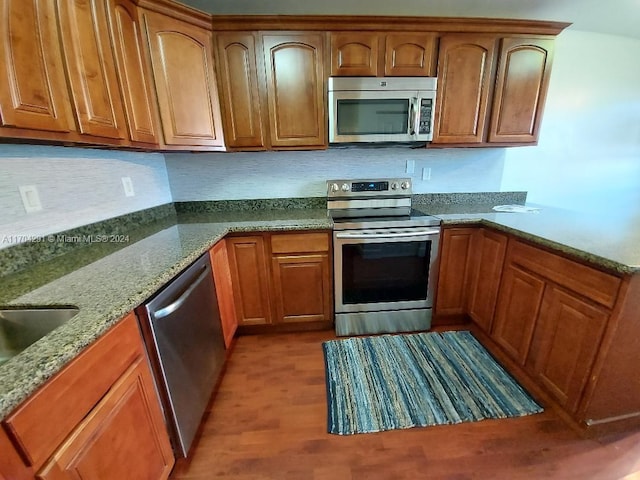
[410,97,420,136]
[409,98,416,135]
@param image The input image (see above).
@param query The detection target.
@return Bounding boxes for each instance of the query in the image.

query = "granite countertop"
[415,202,640,275]
[1,200,639,420]
[0,208,330,419]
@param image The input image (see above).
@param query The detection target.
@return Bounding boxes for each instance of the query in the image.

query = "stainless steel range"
[327,178,441,336]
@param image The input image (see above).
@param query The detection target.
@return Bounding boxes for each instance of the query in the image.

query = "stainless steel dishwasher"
[137,253,225,458]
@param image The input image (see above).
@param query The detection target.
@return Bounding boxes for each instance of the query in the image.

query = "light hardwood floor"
[170,330,640,480]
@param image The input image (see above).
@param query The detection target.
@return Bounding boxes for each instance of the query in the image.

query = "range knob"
[330,183,339,193]
[341,183,350,192]
[401,181,411,190]
[390,182,399,190]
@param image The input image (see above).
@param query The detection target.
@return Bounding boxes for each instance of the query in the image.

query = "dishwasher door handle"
[151,265,209,320]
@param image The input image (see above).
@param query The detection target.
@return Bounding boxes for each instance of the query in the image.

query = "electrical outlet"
[405,159,415,174]
[422,167,432,181]
[19,185,42,213]
[121,177,135,197]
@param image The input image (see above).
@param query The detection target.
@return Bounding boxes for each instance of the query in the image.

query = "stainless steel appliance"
[137,253,225,458]
[328,178,441,336]
[328,77,437,144]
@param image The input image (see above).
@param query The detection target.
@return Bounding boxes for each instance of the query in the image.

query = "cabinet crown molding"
[210,15,571,35]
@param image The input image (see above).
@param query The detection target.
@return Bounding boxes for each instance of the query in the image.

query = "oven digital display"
[351,181,389,192]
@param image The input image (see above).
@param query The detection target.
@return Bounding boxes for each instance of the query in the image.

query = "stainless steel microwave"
[328,77,437,144]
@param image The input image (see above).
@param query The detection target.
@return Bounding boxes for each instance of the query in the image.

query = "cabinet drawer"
[4,313,143,470]
[508,240,621,308]
[271,232,329,254]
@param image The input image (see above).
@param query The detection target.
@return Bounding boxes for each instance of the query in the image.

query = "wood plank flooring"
[170,330,640,480]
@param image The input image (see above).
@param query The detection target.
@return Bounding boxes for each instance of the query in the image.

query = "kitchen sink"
[0,307,79,366]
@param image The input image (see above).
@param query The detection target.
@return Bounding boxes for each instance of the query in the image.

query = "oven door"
[333,227,440,314]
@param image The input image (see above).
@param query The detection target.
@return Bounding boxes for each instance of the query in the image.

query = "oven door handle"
[335,229,440,239]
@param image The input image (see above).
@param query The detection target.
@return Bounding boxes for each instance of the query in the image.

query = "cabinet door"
[330,32,379,76]
[106,0,160,144]
[432,35,496,144]
[527,286,608,413]
[261,33,326,148]
[226,236,272,325]
[56,0,127,139]
[492,263,545,364]
[384,33,437,76]
[142,10,224,147]
[37,358,174,480]
[210,240,238,348]
[435,228,474,318]
[488,37,554,143]
[468,229,508,332]
[0,0,75,132]
[272,254,332,324]
[216,32,265,148]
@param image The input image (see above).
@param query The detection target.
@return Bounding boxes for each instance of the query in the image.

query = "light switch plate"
[405,159,415,174]
[19,185,43,213]
[121,177,135,197]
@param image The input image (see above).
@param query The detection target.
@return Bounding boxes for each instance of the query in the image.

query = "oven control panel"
[327,178,412,197]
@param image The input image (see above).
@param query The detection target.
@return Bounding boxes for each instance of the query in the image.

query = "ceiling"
[178,0,640,39]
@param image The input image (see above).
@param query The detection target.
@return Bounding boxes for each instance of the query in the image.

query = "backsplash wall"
[165,147,507,201]
[0,145,171,248]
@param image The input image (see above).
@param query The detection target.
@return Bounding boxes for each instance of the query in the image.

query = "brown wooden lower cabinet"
[270,232,331,325]
[1,312,174,479]
[526,285,609,414]
[225,235,273,326]
[467,228,507,332]
[436,225,640,433]
[434,227,474,319]
[210,240,239,347]
[226,231,333,330]
[37,358,174,479]
[491,262,545,365]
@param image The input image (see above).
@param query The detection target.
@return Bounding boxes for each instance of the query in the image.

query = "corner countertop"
[1,201,639,420]
[0,208,330,419]
[414,202,640,275]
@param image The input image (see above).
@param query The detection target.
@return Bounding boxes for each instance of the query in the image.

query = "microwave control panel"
[419,99,433,134]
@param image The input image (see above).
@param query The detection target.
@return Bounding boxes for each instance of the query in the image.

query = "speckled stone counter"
[2,197,639,420]
[0,208,330,419]
[415,203,640,274]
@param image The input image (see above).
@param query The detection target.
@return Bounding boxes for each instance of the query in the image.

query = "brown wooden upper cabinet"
[56,0,128,140]
[488,37,554,143]
[261,33,326,148]
[215,32,265,149]
[0,0,76,134]
[330,32,437,77]
[105,0,161,145]
[433,34,555,146]
[141,9,225,148]
[432,35,496,144]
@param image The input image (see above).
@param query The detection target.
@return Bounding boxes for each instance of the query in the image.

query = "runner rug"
[322,330,543,435]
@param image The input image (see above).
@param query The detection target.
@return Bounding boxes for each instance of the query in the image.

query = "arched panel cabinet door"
[432,34,497,144]
[384,33,437,76]
[105,0,160,145]
[261,33,326,148]
[0,0,76,133]
[141,9,224,148]
[215,32,265,149]
[488,37,555,144]
[330,32,379,76]
[56,0,128,140]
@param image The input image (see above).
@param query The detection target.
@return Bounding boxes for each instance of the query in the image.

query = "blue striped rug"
[322,331,543,435]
